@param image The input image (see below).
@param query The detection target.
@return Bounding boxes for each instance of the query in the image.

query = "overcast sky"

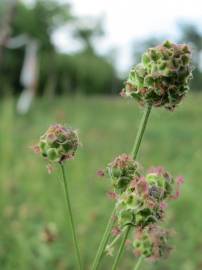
[25,0,202,73]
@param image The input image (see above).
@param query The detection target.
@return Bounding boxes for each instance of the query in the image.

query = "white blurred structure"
[7,35,39,114]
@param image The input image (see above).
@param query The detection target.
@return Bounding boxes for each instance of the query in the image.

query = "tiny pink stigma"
[32,145,41,154]
[96,169,105,177]
[47,164,54,174]
[112,227,121,236]
[120,89,126,97]
[107,191,118,200]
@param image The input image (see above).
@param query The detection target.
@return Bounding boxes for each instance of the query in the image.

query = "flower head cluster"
[133,225,172,260]
[33,124,79,163]
[115,166,183,228]
[107,154,141,194]
[106,158,184,260]
[122,41,193,110]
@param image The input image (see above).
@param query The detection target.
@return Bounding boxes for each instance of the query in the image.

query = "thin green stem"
[131,103,152,159]
[91,104,152,270]
[111,226,131,270]
[60,164,82,270]
[134,256,144,270]
[107,226,127,252]
[111,104,152,269]
[91,208,116,270]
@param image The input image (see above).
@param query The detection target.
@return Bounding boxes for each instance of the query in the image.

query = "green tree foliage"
[0,0,117,96]
[40,51,116,96]
[0,1,6,18]
[13,0,72,51]
[73,18,104,54]
[178,22,202,91]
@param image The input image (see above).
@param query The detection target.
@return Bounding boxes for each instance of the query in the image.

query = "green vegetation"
[0,0,118,97]
[1,1,202,97]
[0,95,201,269]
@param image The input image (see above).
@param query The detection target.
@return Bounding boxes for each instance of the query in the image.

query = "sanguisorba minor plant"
[33,41,193,270]
[33,124,82,270]
[92,40,193,270]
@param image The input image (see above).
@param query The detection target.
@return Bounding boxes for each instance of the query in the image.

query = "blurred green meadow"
[0,94,202,270]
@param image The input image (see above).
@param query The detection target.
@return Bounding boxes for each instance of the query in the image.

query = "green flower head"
[114,167,183,228]
[107,154,141,194]
[35,124,79,163]
[122,41,193,110]
[133,225,172,260]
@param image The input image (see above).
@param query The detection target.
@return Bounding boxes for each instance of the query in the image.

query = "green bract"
[123,41,193,110]
[38,124,79,163]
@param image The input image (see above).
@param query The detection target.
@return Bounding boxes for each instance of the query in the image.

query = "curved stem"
[60,164,82,270]
[91,208,116,270]
[134,256,144,270]
[131,104,152,160]
[111,226,131,270]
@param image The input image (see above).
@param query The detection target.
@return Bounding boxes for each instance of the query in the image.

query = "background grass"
[0,94,202,270]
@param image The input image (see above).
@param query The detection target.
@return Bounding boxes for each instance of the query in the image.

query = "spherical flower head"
[107,154,141,193]
[36,124,79,163]
[133,226,172,260]
[115,178,164,228]
[110,164,184,228]
[122,40,193,110]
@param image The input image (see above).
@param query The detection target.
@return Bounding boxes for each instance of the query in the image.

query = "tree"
[0,1,118,96]
[13,0,72,51]
[73,17,104,54]
[0,0,18,66]
[178,22,202,90]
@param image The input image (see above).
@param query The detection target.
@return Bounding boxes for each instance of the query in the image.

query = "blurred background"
[0,0,202,269]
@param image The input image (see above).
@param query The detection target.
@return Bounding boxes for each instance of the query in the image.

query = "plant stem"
[111,226,131,270]
[106,226,127,253]
[60,163,82,270]
[91,104,152,270]
[134,256,144,270]
[131,103,152,160]
[111,104,152,269]
[91,208,116,270]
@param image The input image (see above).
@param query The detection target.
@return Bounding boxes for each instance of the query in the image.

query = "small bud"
[107,154,141,193]
[146,167,174,200]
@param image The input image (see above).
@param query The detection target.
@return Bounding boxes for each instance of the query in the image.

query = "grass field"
[0,95,202,270]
